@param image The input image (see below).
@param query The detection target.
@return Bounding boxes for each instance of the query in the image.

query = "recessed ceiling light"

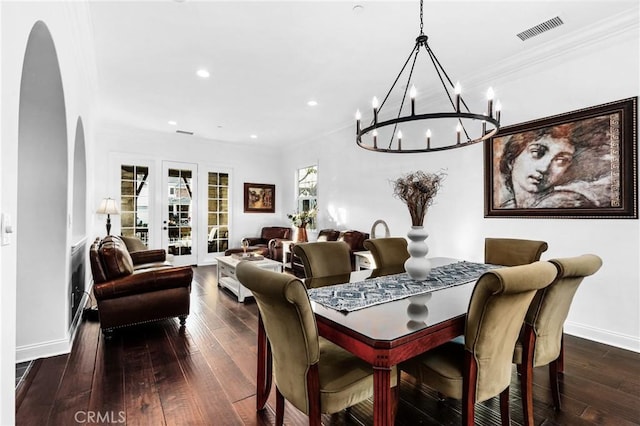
[168,120,177,126]
[307,100,318,107]
[250,134,258,139]
[196,69,210,78]
[353,4,364,13]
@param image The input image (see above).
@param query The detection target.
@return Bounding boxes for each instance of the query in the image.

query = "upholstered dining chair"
[363,237,409,272]
[514,254,602,426]
[485,237,549,266]
[236,262,396,426]
[400,261,558,426]
[292,241,352,283]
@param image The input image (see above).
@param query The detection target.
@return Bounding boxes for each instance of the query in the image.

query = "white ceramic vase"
[404,225,431,280]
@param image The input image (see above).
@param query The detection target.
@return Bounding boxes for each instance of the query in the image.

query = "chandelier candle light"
[355,0,502,153]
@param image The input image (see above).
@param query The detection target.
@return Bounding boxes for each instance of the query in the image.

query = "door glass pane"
[208,172,229,253]
[120,165,149,245]
[167,168,193,256]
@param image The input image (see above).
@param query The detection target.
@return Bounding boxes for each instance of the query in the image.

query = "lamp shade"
[96,198,119,215]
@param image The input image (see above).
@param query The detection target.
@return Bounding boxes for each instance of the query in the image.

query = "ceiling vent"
[517,16,564,41]
[176,130,194,135]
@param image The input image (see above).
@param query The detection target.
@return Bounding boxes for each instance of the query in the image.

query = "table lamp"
[96,197,119,235]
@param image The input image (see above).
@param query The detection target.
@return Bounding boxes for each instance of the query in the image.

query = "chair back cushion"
[292,241,352,282]
[484,238,548,266]
[261,226,292,240]
[363,237,409,269]
[466,261,557,402]
[120,235,148,252]
[527,254,602,367]
[236,262,319,414]
[99,236,135,280]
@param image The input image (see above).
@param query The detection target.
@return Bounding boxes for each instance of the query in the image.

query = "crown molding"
[469,7,639,86]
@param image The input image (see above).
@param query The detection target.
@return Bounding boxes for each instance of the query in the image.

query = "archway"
[17,21,69,348]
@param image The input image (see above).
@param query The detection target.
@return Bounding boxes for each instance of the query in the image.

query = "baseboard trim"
[565,321,640,353]
[16,338,71,363]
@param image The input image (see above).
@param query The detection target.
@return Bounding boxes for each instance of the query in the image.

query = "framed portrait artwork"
[484,97,637,219]
[244,183,275,213]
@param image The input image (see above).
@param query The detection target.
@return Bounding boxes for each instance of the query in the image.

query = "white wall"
[284,20,640,351]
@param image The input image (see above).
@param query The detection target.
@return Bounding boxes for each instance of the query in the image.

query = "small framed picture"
[244,183,275,213]
[485,97,637,218]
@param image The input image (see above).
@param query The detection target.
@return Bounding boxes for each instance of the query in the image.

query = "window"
[296,165,318,229]
[120,165,150,245]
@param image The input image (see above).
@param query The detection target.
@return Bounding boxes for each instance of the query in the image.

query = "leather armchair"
[239,226,292,259]
[89,236,193,337]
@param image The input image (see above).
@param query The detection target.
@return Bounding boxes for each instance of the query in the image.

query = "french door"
[162,161,198,266]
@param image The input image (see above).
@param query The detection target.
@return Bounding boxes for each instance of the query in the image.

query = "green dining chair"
[514,254,602,426]
[400,261,558,426]
[292,241,352,282]
[236,262,396,426]
[363,237,409,271]
[485,238,548,266]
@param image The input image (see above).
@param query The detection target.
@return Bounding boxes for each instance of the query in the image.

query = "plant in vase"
[287,209,317,242]
[392,170,446,280]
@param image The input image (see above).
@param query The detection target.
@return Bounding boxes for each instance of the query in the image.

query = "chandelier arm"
[377,43,420,116]
[426,45,474,115]
[387,47,420,150]
[423,45,472,142]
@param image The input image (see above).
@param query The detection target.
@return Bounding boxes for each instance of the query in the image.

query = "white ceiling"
[87,0,638,147]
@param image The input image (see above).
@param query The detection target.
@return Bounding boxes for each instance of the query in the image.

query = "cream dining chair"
[485,238,548,266]
[400,261,558,426]
[292,241,352,283]
[236,262,396,425]
[513,254,602,426]
[363,237,409,273]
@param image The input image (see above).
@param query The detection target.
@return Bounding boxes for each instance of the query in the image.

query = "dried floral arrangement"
[287,209,317,228]
[392,170,446,226]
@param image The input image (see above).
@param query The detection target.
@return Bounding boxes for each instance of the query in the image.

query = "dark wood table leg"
[256,313,272,410]
[373,365,393,426]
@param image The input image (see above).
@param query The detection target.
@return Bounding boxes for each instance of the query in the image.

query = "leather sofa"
[225,226,292,260]
[89,235,193,337]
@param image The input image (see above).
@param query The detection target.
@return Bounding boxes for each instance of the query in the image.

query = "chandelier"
[355,0,502,153]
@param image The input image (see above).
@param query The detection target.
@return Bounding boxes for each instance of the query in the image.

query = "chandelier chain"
[419,0,424,35]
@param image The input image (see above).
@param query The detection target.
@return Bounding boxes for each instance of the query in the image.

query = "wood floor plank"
[163,320,244,425]
[143,322,209,425]
[15,355,67,426]
[87,330,125,426]
[188,311,256,403]
[120,328,167,426]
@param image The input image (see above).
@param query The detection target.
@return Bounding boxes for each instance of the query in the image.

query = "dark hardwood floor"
[16,265,640,425]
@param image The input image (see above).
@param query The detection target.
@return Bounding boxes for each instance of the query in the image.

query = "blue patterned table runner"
[307,261,501,313]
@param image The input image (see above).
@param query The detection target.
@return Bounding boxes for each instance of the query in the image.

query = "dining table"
[254,257,491,426]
